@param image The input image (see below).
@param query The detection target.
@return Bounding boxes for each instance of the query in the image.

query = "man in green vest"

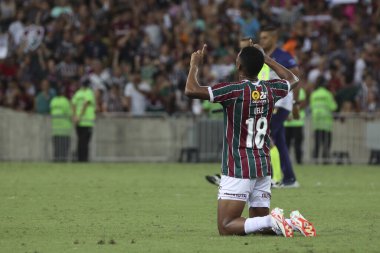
[72,79,96,162]
[284,87,307,164]
[50,87,72,162]
[310,76,337,164]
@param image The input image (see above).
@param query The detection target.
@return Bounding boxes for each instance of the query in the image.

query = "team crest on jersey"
[251,91,267,103]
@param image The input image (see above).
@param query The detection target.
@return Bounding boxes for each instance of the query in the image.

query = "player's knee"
[217,219,238,236]
[218,224,232,236]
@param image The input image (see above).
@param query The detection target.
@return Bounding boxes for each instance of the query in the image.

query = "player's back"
[209,79,289,179]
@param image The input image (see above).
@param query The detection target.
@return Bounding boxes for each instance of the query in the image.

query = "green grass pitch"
[1,163,379,253]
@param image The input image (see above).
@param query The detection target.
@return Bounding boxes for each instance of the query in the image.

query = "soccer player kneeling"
[185,42,316,237]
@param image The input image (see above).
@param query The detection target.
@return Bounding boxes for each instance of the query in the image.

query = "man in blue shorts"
[259,26,300,187]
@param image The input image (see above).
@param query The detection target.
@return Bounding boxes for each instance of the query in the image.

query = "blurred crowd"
[0,0,379,116]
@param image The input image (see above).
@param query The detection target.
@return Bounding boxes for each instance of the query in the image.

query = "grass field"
[1,163,380,253]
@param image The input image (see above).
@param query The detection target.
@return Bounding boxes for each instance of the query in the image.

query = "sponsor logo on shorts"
[261,192,271,199]
[222,192,247,199]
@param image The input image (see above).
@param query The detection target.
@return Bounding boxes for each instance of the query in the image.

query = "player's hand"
[253,43,266,56]
[190,44,207,67]
[253,43,271,63]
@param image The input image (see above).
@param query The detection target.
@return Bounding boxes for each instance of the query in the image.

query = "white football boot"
[290,210,316,237]
[271,207,294,237]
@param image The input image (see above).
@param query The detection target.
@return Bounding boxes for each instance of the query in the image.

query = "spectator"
[88,59,109,91]
[56,54,78,80]
[84,32,108,60]
[357,73,379,113]
[8,10,25,46]
[124,72,151,116]
[50,0,73,19]
[0,57,18,81]
[310,76,337,164]
[0,0,16,30]
[6,81,33,112]
[0,0,378,117]
[103,85,125,113]
[35,79,56,114]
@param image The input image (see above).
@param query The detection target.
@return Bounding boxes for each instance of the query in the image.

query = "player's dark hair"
[239,46,264,77]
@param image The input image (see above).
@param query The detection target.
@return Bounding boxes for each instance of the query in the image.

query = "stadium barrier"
[0,108,379,164]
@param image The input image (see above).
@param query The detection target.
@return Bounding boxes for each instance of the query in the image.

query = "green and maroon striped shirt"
[208,79,289,179]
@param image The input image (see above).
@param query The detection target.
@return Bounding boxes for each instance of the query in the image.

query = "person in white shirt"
[124,73,151,116]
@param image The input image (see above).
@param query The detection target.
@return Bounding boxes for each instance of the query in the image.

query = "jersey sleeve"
[267,79,290,103]
[208,82,244,104]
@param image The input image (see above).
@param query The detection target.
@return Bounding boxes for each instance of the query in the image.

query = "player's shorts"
[218,175,271,208]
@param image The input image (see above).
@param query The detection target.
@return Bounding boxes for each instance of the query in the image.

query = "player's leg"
[248,176,271,218]
[277,126,297,185]
[217,175,250,235]
[271,108,297,185]
[285,126,293,150]
[247,176,293,237]
[217,199,247,235]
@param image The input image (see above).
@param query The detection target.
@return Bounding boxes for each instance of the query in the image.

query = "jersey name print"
[209,79,289,179]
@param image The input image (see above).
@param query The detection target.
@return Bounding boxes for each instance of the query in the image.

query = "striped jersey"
[208,79,290,179]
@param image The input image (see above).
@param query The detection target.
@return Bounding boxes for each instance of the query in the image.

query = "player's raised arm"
[253,44,299,90]
[185,44,210,100]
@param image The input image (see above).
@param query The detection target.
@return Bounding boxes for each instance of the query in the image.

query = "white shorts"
[218,175,271,208]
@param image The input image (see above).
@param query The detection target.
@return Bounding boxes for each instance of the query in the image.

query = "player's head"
[236,46,264,78]
[259,25,278,52]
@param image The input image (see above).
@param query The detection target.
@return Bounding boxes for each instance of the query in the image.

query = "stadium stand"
[0,0,379,115]
[0,0,379,163]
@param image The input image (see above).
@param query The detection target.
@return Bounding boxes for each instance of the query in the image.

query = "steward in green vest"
[284,88,306,164]
[71,79,96,162]
[50,88,72,162]
[310,76,337,164]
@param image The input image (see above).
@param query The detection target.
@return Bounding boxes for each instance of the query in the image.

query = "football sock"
[270,146,282,183]
[244,216,272,234]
